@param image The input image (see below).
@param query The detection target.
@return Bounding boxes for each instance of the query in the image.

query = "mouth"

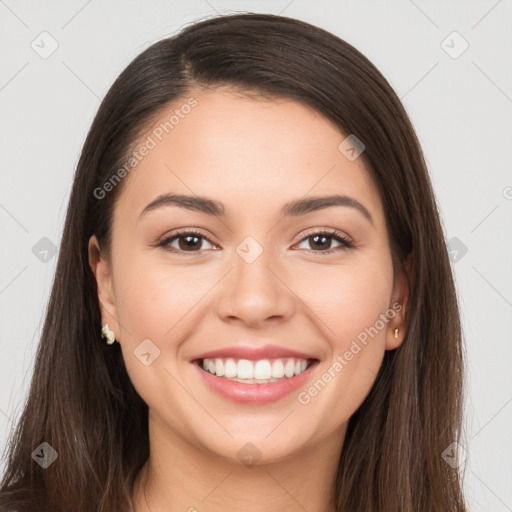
[195,356,318,383]
[192,356,320,404]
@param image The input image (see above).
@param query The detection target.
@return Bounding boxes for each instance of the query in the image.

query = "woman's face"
[89,86,406,464]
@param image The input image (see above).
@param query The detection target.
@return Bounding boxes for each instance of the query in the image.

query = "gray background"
[1,1,511,509]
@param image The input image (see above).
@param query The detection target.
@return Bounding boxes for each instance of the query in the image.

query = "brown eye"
[158,230,216,253]
[294,230,354,254]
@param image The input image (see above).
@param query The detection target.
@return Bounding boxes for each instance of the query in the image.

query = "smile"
[194,357,319,404]
[201,357,312,383]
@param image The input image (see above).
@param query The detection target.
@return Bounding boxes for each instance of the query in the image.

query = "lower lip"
[193,360,319,404]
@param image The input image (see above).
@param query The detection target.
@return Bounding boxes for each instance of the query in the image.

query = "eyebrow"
[139,193,373,224]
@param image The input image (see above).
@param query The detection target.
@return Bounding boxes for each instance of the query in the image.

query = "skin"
[88,86,409,512]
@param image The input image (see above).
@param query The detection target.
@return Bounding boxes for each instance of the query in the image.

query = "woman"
[0,12,468,511]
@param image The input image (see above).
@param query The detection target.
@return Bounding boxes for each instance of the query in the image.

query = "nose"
[215,245,295,329]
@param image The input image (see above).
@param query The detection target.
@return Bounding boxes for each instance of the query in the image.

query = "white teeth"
[224,358,237,378]
[271,359,285,378]
[215,358,225,377]
[237,359,254,380]
[254,360,272,380]
[284,359,295,378]
[200,357,312,382]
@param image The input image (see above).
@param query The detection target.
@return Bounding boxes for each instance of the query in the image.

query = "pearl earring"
[394,328,399,339]
[101,323,116,345]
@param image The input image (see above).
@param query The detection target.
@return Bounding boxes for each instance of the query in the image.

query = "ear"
[385,253,412,350]
[88,234,120,340]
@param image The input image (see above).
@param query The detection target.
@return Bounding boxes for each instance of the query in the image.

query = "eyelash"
[157,228,355,255]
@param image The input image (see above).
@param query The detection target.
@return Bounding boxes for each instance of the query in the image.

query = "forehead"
[114,87,384,228]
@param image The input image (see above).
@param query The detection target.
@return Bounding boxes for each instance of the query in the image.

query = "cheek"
[298,256,393,345]
[112,251,221,366]
[113,256,192,339]
[294,257,394,422]
[111,254,198,402]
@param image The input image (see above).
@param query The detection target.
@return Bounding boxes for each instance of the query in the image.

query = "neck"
[131,412,346,512]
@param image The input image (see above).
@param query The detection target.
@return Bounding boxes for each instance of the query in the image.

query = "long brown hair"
[0,13,468,511]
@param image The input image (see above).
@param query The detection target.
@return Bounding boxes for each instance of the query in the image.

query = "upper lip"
[191,345,319,362]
